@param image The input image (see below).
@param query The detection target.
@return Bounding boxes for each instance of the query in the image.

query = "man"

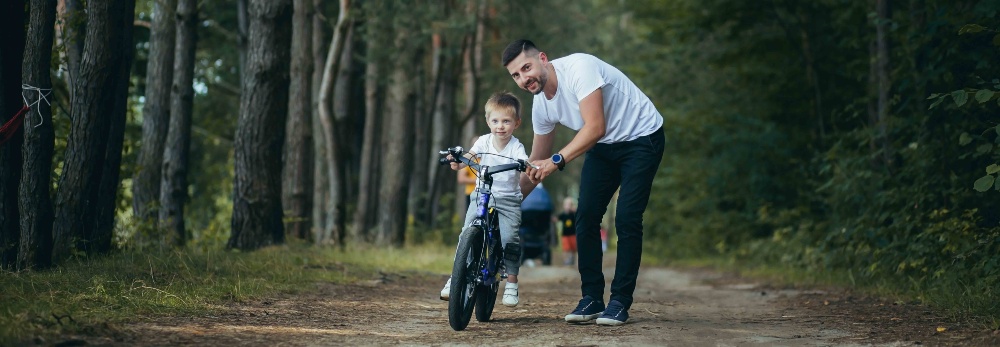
[503,39,664,326]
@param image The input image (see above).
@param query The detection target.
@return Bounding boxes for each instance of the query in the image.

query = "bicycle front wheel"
[448,227,483,331]
[474,236,502,322]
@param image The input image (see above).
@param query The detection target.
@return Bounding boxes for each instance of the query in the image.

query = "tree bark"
[229,0,293,251]
[61,0,84,93]
[90,0,136,255]
[52,0,134,263]
[237,0,249,86]
[160,0,197,247]
[133,0,177,225]
[426,33,461,230]
[311,0,329,243]
[282,0,314,240]
[316,0,351,246]
[875,0,892,168]
[351,59,382,243]
[0,0,26,269]
[376,29,420,247]
[18,0,57,270]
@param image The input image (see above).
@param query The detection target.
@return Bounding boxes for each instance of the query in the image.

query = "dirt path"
[76,253,997,346]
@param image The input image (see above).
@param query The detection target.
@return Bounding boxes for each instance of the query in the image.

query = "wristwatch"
[551,153,566,171]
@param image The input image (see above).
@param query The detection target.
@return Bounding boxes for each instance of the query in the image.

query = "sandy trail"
[67,252,995,346]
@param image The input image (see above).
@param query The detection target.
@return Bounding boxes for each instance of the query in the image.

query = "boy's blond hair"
[484,91,521,120]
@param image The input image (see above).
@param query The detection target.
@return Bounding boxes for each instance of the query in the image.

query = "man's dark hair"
[501,39,539,67]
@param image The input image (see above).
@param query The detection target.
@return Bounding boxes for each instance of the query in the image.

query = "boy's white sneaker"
[502,282,519,307]
[440,278,451,301]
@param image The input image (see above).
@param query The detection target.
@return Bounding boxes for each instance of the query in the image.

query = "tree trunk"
[90,0,136,255]
[427,34,462,230]
[236,0,249,86]
[351,60,382,243]
[331,20,364,247]
[133,0,177,226]
[376,30,419,247]
[52,0,134,263]
[18,0,56,270]
[454,1,484,218]
[334,23,358,207]
[160,0,197,247]
[875,0,893,168]
[228,0,293,251]
[316,0,351,246]
[61,0,84,93]
[283,0,314,240]
[311,0,329,243]
[0,0,26,269]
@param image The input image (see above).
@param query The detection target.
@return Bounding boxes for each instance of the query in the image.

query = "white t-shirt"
[532,53,663,144]
[469,134,529,199]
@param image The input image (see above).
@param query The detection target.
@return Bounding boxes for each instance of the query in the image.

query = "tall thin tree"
[316,0,351,245]
[283,0,315,240]
[160,0,197,246]
[376,21,421,247]
[133,0,177,226]
[229,0,293,250]
[90,0,136,255]
[18,0,57,270]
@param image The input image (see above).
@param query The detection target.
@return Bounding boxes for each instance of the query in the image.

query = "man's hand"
[525,159,559,183]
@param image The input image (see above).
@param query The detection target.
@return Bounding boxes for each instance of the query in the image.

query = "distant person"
[557,197,577,266]
[457,136,480,207]
[440,92,529,308]
[503,39,665,326]
[600,224,608,253]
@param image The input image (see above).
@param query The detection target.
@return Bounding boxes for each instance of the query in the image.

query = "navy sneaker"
[596,300,628,325]
[564,295,605,323]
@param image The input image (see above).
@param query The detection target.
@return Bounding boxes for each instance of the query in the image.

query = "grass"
[0,242,455,344]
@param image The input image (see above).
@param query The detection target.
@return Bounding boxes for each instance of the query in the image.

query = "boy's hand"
[447,154,461,171]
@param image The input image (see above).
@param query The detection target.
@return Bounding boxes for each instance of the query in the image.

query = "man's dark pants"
[576,127,663,310]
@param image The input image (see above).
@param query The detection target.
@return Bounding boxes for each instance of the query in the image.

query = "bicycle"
[438,146,533,331]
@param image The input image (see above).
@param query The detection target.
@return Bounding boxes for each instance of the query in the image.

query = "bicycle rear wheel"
[448,227,483,331]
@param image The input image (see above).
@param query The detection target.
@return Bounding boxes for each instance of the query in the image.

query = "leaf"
[974,175,995,192]
[977,143,993,154]
[951,90,968,107]
[975,89,995,103]
[988,164,1000,174]
[958,24,986,35]
[996,125,1000,137]
[929,97,945,110]
[926,93,939,100]
[959,132,972,146]
[936,326,948,333]
[994,33,1000,46]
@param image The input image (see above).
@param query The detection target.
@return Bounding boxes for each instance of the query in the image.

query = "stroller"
[519,184,554,266]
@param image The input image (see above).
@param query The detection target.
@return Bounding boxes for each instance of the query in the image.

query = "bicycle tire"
[448,227,483,331]
[474,236,502,322]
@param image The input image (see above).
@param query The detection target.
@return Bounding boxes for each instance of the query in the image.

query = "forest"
[1,0,999,342]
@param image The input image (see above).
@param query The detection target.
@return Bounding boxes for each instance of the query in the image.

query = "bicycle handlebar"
[438,146,537,178]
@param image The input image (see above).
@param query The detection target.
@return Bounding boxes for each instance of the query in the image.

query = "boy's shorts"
[561,235,577,252]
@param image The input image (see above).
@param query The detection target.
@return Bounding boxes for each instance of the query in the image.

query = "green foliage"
[619,0,1000,325]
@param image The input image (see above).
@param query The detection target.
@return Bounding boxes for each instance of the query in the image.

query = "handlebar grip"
[439,157,452,165]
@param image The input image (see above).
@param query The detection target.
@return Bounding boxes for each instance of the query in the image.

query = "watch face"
[552,154,563,163]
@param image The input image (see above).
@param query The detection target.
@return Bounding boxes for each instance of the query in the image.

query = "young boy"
[440,91,529,307]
